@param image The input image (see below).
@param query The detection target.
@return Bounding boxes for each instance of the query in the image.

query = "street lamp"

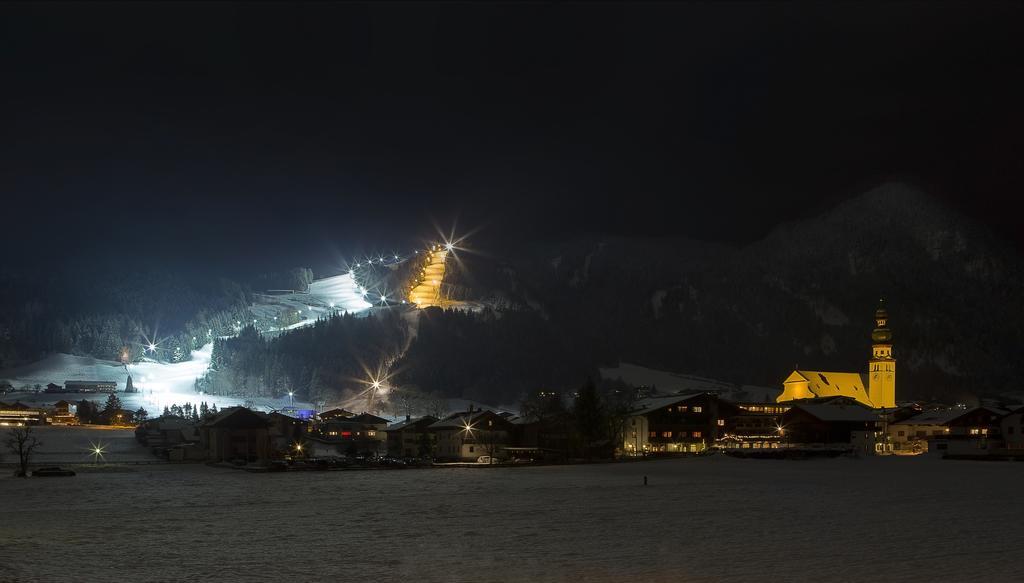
[288,391,294,406]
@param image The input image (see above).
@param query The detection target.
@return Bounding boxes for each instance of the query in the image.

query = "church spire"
[867,298,896,408]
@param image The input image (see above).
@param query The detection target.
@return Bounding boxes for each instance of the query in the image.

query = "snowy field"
[1,345,314,415]
[2,456,1023,582]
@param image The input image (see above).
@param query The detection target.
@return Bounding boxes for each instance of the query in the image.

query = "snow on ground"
[3,426,153,464]
[2,344,313,415]
[2,456,1023,582]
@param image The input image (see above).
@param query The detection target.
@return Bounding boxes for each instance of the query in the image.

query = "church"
[777,302,896,409]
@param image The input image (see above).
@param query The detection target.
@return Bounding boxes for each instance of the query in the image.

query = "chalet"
[50,400,78,425]
[316,412,390,456]
[887,408,961,454]
[927,406,1010,458]
[779,398,882,454]
[385,415,437,458]
[64,381,118,393]
[268,411,309,454]
[0,402,47,425]
[199,407,273,464]
[98,408,135,426]
[623,393,737,455]
[1002,406,1024,451]
[718,402,792,451]
[510,414,570,459]
[318,408,355,421]
[135,415,197,449]
[429,409,515,462]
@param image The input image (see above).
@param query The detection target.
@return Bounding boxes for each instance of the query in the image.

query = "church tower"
[867,300,896,408]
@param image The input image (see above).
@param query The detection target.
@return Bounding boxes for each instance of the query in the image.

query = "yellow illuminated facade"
[408,245,449,308]
[778,301,896,409]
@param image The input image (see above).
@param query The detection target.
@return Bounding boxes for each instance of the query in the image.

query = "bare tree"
[6,425,43,477]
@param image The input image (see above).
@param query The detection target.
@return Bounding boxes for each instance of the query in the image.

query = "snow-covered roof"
[386,416,437,431]
[629,393,704,416]
[789,401,879,423]
[894,409,966,426]
[784,370,871,403]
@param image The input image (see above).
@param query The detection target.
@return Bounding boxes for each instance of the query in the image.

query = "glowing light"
[445,242,454,251]
[86,440,107,464]
[147,343,157,353]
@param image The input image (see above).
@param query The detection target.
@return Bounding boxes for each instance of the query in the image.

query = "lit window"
[649,431,656,438]
[969,428,980,435]
[692,431,702,438]
[693,406,703,413]
[661,431,672,438]
[679,431,687,438]
[717,419,725,426]
[678,406,688,412]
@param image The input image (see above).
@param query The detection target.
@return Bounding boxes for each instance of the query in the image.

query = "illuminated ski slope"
[250,272,373,332]
[408,248,448,307]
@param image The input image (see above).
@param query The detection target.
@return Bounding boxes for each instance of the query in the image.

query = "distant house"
[50,400,78,425]
[887,408,961,453]
[429,409,514,462]
[45,383,63,393]
[385,415,437,458]
[199,407,273,464]
[0,401,47,425]
[316,412,389,456]
[1002,406,1024,451]
[135,415,197,449]
[623,393,737,455]
[780,398,882,454]
[927,406,1010,458]
[268,411,309,454]
[64,381,117,393]
[98,408,135,426]
[718,402,792,451]
[318,408,355,421]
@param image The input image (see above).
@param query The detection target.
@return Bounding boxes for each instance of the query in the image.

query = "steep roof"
[629,393,705,416]
[786,370,872,404]
[202,407,271,429]
[349,412,390,425]
[429,409,509,430]
[387,415,438,431]
[789,401,880,423]
[894,408,967,426]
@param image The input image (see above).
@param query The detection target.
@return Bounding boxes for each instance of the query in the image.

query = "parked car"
[477,455,497,464]
[32,467,76,477]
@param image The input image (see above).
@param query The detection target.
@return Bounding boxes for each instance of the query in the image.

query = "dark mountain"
[401,183,1023,404]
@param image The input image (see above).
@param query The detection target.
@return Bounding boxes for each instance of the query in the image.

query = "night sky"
[2,2,1022,275]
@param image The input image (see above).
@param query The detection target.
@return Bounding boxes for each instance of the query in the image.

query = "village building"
[623,393,736,455]
[45,383,63,393]
[63,380,118,393]
[719,402,791,450]
[779,398,883,454]
[927,406,1010,458]
[135,415,198,449]
[199,407,273,464]
[314,412,390,456]
[1001,405,1024,451]
[268,411,310,455]
[887,408,960,453]
[429,409,514,462]
[778,302,896,409]
[49,400,78,425]
[510,414,571,461]
[0,401,47,425]
[385,415,437,458]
